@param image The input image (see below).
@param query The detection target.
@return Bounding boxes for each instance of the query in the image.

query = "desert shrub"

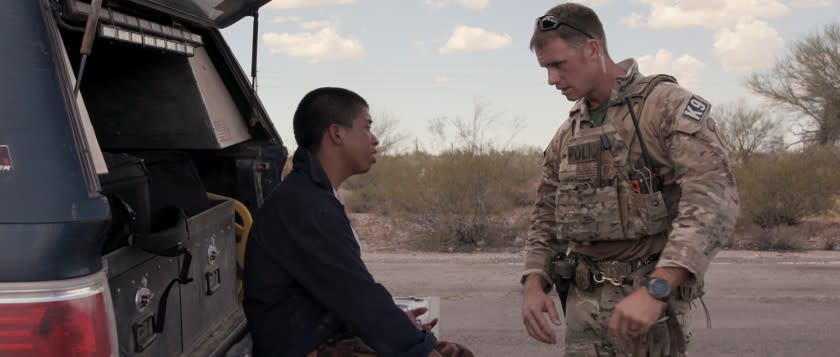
[345,148,542,250]
[734,146,840,229]
[826,236,840,251]
[757,225,811,251]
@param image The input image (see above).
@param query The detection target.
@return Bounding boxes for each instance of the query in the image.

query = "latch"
[135,277,154,313]
[132,313,157,352]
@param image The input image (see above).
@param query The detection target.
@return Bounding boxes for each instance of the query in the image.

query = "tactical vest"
[554,74,676,243]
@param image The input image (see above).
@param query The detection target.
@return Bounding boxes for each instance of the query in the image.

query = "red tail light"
[0,272,117,357]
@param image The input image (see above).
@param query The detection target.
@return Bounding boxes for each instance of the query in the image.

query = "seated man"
[243,87,472,357]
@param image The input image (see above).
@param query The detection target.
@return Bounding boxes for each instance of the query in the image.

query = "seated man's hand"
[428,341,475,357]
[405,307,439,331]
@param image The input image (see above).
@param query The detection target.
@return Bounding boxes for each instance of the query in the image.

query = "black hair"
[292,87,369,151]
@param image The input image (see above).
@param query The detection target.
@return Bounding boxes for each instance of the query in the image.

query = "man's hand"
[428,341,475,357]
[608,267,689,341]
[608,287,665,341]
[522,274,562,344]
[406,307,438,331]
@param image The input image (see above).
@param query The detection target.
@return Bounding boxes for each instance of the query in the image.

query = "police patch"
[682,96,710,121]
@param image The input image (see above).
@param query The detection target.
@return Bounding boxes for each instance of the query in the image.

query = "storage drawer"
[106,249,183,357]
[180,198,238,351]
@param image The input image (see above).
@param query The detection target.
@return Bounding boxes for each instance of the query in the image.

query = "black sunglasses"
[536,15,593,39]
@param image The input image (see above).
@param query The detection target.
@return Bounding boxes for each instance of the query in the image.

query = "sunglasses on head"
[536,14,593,39]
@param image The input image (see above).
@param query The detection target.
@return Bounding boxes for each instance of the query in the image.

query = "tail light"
[0,272,118,357]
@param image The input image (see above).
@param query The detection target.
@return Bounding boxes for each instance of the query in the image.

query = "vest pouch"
[619,179,669,238]
[555,183,625,241]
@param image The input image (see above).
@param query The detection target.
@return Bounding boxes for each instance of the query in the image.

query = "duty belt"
[578,253,659,287]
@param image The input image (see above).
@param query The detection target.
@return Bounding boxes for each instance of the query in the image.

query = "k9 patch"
[0,145,12,171]
[682,95,710,121]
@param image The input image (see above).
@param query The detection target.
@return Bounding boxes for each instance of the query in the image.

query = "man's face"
[339,107,379,175]
[535,37,598,101]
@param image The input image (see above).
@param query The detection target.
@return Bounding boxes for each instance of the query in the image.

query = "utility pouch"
[637,316,669,357]
[575,263,593,291]
[550,253,577,281]
[628,168,662,194]
[665,307,688,356]
[636,315,687,357]
[555,184,625,241]
[619,178,669,238]
[633,308,687,357]
[550,253,577,314]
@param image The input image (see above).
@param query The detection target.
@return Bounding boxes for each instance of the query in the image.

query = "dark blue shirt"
[243,148,436,357]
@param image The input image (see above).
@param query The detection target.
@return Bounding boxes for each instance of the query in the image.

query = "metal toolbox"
[105,198,238,356]
[181,198,238,352]
[105,249,183,356]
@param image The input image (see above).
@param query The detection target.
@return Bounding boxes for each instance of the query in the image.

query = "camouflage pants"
[564,284,692,357]
[306,337,474,357]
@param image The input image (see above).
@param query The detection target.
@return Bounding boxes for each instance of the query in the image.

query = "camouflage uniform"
[522,59,740,356]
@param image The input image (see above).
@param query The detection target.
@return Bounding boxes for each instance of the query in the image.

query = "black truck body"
[0,1,286,356]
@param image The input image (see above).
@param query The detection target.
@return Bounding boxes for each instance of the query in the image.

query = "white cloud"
[439,26,512,54]
[637,49,705,89]
[620,13,644,27]
[424,0,447,8]
[433,76,450,83]
[791,0,832,7]
[713,17,784,71]
[580,0,609,7]
[263,26,365,63]
[273,16,302,24]
[621,0,789,29]
[424,0,489,10]
[299,19,337,30]
[266,0,356,10]
[270,16,341,31]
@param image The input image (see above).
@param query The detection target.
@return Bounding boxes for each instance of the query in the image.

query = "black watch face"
[649,279,670,299]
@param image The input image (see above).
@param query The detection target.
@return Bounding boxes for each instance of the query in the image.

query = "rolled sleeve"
[660,112,740,280]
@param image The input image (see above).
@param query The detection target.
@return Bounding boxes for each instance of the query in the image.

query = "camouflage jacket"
[521,59,740,290]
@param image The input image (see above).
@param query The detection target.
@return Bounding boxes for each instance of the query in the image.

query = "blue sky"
[221,0,839,152]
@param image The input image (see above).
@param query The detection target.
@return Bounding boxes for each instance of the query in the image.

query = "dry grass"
[734,147,840,228]
[348,208,531,253]
[339,147,840,252]
[344,149,541,251]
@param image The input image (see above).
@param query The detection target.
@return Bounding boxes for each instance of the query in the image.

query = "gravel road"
[363,250,840,357]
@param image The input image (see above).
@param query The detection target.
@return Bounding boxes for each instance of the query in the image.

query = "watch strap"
[641,277,670,302]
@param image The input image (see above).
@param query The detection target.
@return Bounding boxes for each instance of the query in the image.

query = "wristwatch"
[640,277,671,302]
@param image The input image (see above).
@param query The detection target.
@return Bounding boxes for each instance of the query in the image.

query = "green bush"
[734,146,840,229]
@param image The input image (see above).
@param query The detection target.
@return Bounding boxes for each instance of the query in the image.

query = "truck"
[0,0,287,355]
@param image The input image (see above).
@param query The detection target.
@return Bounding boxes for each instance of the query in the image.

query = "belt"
[576,253,660,287]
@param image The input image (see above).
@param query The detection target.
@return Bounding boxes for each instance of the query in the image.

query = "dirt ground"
[227,250,840,356]
[229,211,840,356]
[362,250,840,357]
